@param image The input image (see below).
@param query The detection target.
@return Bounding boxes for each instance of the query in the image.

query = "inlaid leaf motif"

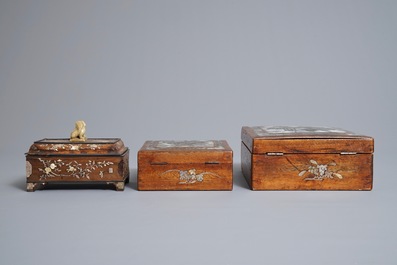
[160,169,221,184]
[38,158,114,180]
[333,173,343,179]
[298,170,306,177]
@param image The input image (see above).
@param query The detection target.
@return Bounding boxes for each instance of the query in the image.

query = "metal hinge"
[340,152,357,155]
[266,152,284,156]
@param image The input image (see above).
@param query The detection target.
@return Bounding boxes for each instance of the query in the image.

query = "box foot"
[114,182,125,191]
[26,183,45,192]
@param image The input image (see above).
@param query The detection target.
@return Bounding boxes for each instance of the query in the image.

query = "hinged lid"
[26,138,128,156]
[242,126,374,154]
[138,140,233,164]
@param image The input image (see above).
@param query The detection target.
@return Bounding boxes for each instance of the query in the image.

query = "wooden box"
[241,126,374,190]
[25,139,129,191]
[138,140,233,191]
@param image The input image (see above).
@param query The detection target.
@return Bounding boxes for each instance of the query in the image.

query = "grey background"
[0,1,396,264]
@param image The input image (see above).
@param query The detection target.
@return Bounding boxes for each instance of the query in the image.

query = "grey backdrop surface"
[0,1,396,264]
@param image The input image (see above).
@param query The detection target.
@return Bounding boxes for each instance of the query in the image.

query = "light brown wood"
[251,138,373,154]
[241,126,374,191]
[138,140,233,191]
[242,126,374,154]
[26,138,129,191]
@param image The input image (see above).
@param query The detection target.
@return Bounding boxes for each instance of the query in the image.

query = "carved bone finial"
[70,120,87,142]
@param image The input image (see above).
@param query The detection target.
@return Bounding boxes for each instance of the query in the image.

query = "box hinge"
[266,152,284,156]
[340,152,357,155]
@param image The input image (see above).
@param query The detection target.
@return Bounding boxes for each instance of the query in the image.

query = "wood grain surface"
[241,126,374,154]
[242,142,372,190]
[138,140,233,191]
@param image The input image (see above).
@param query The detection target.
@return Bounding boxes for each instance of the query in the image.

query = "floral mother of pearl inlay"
[160,169,221,184]
[42,144,100,151]
[37,158,113,180]
[298,159,343,181]
[253,126,354,136]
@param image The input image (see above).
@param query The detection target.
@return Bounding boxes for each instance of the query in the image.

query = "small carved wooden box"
[25,138,130,191]
[241,126,374,190]
[138,140,233,191]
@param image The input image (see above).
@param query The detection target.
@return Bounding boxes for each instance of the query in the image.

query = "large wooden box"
[241,126,374,190]
[25,138,129,191]
[138,140,233,191]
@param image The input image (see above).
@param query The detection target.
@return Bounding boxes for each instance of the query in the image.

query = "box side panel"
[241,127,255,152]
[251,153,373,190]
[252,138,374,154]
[138,162,232,191]
[120,150,130,180]
[26,155,127,183]
[241,142,253,190]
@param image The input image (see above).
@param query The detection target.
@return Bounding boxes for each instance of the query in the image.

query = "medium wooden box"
[25,138,129,191]
[241,126,374,190]
[138,140,233,191]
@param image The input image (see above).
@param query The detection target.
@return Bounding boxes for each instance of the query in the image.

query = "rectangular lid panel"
[242,126,374,154]
[139,140,233,164]
[141,140,231,151]
[27,138,127,156]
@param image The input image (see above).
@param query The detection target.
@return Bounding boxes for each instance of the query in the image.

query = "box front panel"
[26,155,127,183]
[138,163,233,191]
[252,154,373,190]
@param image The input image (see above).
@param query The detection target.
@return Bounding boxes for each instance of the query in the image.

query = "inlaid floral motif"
[160,169,221,184]
[42,144,100,151]
[87,144,100,150]
[253,126,354,137]
[298,160,343,181]
[38,158,113,180]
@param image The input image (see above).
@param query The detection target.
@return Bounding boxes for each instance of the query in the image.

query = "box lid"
[138,140,233,164]
[26,138,128,156]
[241,126,374,154]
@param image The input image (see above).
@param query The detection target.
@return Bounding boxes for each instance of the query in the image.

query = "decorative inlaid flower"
[161,168,221,184]
[179,169,202,184]
[299,160,343,181]
[67,166,76,172]
[44,167,52,174]
[196,174,204,182]
[50,163,56,169]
